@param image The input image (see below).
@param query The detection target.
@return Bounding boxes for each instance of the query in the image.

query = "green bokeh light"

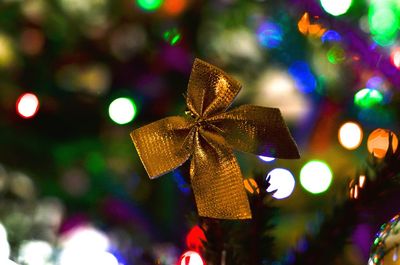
[300,160,333,194]
[163,28,181,46]
[137,0,163,11]
[108,97,137,125]
[354,88,384,108]
[369,4,399,46]
[327,45,346,64]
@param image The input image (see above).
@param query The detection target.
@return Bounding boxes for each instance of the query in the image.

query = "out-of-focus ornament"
[243,178,260,195]
[16,93,40,119]
[338,121,363,150]
[178,250,205,265]
[186,225,206,251]
[367,128,398,158]
[298,12,327,38]
[320,0,352,16]
[266,168,295,199]
[131,59,299,219]
[369,214,400,265]
[108,97,137,125]
[300,160,332,194]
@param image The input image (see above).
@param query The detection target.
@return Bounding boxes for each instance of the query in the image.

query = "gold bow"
[131,59,299,219]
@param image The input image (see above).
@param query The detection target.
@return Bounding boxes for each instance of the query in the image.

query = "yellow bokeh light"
[338,121,363,150]
[367,128,398,158]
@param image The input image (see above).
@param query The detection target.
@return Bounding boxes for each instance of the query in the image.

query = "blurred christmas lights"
[367,128,398,158]
[163,28,181,46]
[0,222,10,261]
[244,178,260,195]
[391,48,400,69]
[320,0,352,16]
[327,45,346,64]
[59,226,118,265]
[300,160,332,194]
[321,30,342,43]
[16,93,40,119]
[108,97,137,125]
[354,88,384,108]
[137,0,163,12]
[368,3,399,46]
[338,121,363,150]
[266,168,295,199]
[17,240,53,265]
[179,250,205,265]
[288,61,317,93]
[162,0,187,16]
[258,155,276,162]
[186,226,206,251]
[256,21,283,49]
[298,13,326,38]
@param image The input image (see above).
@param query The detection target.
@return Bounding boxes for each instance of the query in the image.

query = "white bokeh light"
[59,226,118,265]
[338,121,363,150]
[258,155,276,162]
[320,0,352,16]
[179,251,204,265]
[108,97,136,125]
[266,168,295,199]
[0,222,10,261]
[300,160,333,194]
[16,93,39,118]
[18,240,53,265]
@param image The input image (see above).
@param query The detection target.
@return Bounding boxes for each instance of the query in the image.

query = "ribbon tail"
[190,129,251,219]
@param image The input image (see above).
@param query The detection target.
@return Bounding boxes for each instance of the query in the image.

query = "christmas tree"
[0,0,400,264]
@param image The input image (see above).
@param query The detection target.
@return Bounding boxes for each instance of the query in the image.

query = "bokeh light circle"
[179,250,204,265]
[137,0,163,11]
[16,93,40,118]
[367,128,398,158]
[108,97,137,125]
[338,121,363,150]
[300,160,332,194]
[320,0,352,16]
[391,48,400,69]
[258,155,275,162]
[354,88,383,108]
[266,168,295,199]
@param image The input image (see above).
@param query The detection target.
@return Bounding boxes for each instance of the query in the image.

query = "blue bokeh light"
[288,61,317,93]
[257,21,283,48]
[321,30,342,43]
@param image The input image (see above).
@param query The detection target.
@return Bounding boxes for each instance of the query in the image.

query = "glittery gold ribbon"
[131,59,299,219]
